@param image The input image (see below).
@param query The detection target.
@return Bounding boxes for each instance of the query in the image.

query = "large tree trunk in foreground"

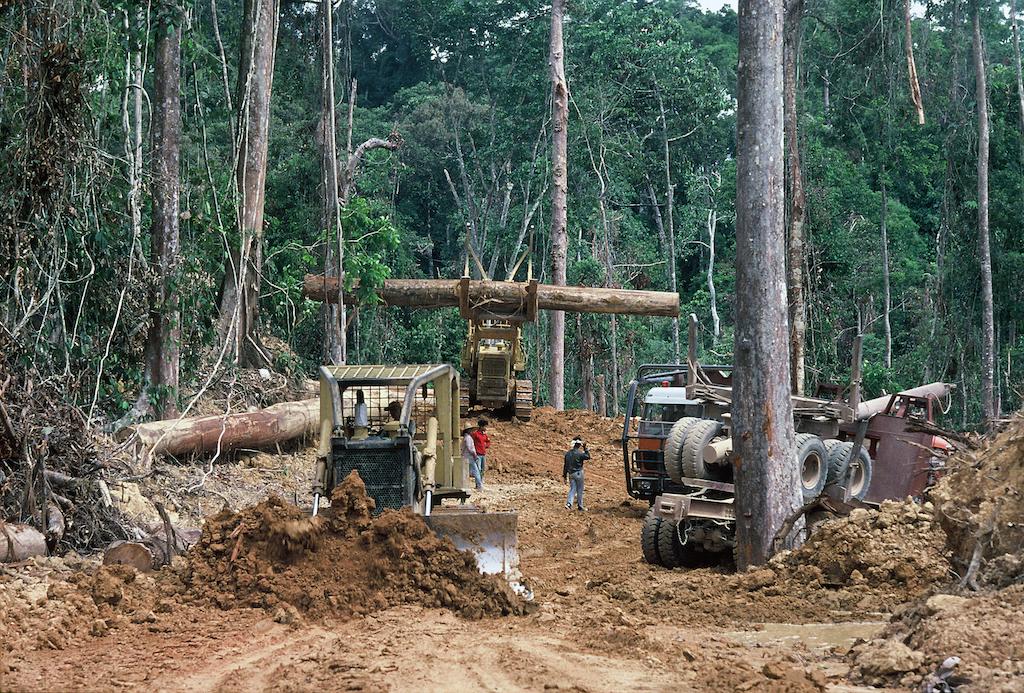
[904,0,925,125]
[144,17,182,418]
[302,276,680,317]
[217,0,279,367]
[119,398,319,459]
[548,0,568,411]
[783,0,806,396]
[733,0,801,569]
[973,9,996,424]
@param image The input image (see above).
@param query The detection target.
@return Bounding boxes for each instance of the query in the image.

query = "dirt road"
[3,409,894,692]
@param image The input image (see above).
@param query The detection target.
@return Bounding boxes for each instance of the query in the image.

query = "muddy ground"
[1,408,1021,692]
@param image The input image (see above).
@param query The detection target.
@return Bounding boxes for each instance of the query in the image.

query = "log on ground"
[117,398,319,458]
[0,522,46,562]
[302,275,679,317]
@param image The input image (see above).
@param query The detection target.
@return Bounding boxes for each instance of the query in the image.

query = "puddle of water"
[723,622,886,652]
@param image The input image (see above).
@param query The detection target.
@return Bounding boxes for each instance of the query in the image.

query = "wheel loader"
[311,364,524,583]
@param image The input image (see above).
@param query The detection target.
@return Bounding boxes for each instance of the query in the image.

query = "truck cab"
[622,364,731,503]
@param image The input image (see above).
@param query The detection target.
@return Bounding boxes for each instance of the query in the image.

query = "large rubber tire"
[680,419,724,481]
[822,439,845,484]
[825,441,873,500]
[845,445,873,500]
[794,433,828,502]
[657,518,682,569]
[641,508,662,565]
[663,417,701,483]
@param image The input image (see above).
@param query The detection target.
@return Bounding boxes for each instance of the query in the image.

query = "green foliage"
[1,0,1020,427]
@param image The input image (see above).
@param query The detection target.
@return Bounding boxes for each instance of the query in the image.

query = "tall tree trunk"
[124,10,145,270]
[783,0,806,395]
[548,0,569,410]
[144,15,182,418]
[1012,0,1024,136]
[904,0,925,124]
[880,179,892,369]
[217,0,279,367]
[578,315,594,411]
[973,8,996,423]
[321,0,345,365]
[706,206,721,340]
[733,0,800,569]
[656,94,681,363]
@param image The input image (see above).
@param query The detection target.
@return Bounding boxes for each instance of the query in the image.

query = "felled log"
[0,522,46,562]
[103,541,155,572]
[117,398,319,459]
[302,276,680,317]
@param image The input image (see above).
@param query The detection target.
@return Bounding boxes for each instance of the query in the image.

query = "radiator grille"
[480,356,507,377]
[332,445,412,513]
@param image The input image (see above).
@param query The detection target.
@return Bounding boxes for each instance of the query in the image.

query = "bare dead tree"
[904,0,925,124]
[733,0,801,568]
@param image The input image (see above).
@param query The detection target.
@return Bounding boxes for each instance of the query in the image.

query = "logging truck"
[302,274,678,420]
[624,320,954,568]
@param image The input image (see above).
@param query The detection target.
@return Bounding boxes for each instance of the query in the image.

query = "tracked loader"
[311,364,524,585]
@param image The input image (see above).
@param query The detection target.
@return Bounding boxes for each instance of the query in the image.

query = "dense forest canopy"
[1,0,1021,428]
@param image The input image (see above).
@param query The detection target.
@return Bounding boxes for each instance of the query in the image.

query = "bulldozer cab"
[314,364,467,515]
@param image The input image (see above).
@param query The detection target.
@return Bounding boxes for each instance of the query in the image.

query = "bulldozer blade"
[425,508,519,577]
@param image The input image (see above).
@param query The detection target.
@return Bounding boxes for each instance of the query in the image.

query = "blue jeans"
[566,469,584,509]
[468,456,483,490]
[477,455,486,480]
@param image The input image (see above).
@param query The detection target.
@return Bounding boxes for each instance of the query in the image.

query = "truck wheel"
[845,446,873,500]
[822,439,845,484]
[825,441,873,500]
[794,433,828,502]
[664,417,701,484]
[657,518,682,569]
[641,509,662,565]
[681,419,724,481]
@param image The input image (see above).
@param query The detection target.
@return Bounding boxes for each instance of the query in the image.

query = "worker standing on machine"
[463,425,483,490]
[471,418,491,483]
[562,437,589,511]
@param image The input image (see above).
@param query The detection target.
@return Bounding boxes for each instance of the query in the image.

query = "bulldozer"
[458,292,536,421]
[311,364,522,580]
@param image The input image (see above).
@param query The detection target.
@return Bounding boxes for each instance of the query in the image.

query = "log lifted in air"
[302,274,680,420]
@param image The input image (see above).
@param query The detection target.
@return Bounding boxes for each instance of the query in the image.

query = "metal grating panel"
[480,357,507,377]
[332,445,412,514]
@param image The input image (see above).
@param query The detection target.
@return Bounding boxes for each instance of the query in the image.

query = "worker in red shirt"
[470,418,491,488]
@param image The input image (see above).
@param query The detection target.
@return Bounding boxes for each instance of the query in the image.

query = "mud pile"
[0,556,171,660]
[861,586,1024,691]
[181,471,524,620]
[761,500,950,604]
[932,414,1024,587]
[845,416,1024,691]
